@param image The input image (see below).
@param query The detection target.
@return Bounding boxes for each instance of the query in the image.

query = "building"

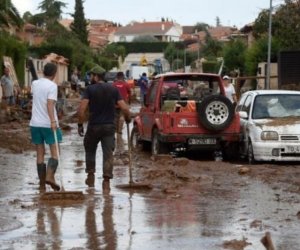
[114,21,182,42]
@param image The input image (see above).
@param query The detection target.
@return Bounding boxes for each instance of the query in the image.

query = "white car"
[237,90,300,163]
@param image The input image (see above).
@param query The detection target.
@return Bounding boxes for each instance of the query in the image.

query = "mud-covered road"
[0,104,300,250]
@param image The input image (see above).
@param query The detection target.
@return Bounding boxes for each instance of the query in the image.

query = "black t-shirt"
[82,82,122,125]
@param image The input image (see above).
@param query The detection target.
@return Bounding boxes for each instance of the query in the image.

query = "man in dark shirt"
[77,65,131,187]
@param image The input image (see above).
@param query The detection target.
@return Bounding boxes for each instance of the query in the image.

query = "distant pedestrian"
[30,62,62,192]
[112,71,131,139]
[71,68,79,92]
[77,65,131,188]
[223,75,237,104]
[138,72,149,105]
[1,67,15,106]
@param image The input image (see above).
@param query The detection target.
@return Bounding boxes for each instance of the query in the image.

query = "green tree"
[38,0,67,23]
[201,38,223,59]
[0,0,23,29]
[253,0,300,49]
[216,16,221,27]
[70,0,89,45]
[245,36,280,75]
[193,22,210,33]
[223,39,247,74]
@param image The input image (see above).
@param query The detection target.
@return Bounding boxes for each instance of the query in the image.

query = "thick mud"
[0,101,300,250]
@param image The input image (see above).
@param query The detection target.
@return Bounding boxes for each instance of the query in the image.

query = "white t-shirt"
[30,78,58,128]
[224,84,236,103]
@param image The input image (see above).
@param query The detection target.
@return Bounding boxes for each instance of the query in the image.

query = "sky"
[11,0,273,28]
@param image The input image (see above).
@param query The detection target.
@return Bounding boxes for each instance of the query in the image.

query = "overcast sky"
[12,0,274,28]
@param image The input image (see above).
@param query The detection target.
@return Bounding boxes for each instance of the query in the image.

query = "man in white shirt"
[223,75,237,104]
[30,62,62,192]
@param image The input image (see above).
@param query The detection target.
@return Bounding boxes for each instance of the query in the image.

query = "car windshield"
[162,75,220,100]
[252,94,300,119]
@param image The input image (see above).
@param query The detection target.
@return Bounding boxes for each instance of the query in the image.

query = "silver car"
[237,90,300,163]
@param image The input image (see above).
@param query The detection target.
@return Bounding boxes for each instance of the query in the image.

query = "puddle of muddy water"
[0,110,300,250]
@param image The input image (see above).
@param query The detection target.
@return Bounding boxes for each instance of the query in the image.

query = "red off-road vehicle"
[131,73,241,159]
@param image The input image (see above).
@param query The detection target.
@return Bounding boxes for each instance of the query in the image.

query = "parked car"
[237,90,300,163]
[131,72,241,159]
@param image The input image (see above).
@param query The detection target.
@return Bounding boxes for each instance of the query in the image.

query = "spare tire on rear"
[196,95,234,131]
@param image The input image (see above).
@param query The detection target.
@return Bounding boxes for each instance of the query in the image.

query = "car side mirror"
[239,111,248,119]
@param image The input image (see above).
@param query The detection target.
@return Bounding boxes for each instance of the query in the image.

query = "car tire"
[151,128,169,155]
[247,140,256,164]
[130,125,146,152]
[197,95,234,131]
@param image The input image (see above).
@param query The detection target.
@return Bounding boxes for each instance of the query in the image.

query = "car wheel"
[197,95,234,131]
[151,128,169,155]
[247,140,256,164]
[130,125,145,152]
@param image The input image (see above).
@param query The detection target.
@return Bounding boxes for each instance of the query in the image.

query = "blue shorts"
[30,127,62,145]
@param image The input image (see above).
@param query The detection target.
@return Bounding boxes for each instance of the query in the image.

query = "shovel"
[116,123,152,190]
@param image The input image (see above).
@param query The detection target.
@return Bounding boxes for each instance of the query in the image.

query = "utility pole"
[266,0,273,89]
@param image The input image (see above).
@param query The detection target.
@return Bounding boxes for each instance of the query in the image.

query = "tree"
[193,22,210,33]
[253,0,300,49]
[38,0,67,23]
[223,39,247,75]
[201,38,223,59]
[70,0,89,45]
[216,16,221,27]
[0,0,23,29]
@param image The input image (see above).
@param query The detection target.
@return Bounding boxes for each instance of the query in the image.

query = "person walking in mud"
[112,71,131,153]
[77,65,131,188]
[30,62,62,192]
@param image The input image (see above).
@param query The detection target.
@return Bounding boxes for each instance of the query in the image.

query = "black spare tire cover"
[196,95,234,131]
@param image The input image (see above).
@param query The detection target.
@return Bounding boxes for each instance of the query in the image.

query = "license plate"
[286,145,300,153]
[188,138,217,145]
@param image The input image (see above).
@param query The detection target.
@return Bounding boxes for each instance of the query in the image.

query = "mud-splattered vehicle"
[131,73,241,159]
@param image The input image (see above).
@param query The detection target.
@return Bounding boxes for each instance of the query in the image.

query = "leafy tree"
[70,0,89,45]
[245,36,280,75]
[38,0,67,23]
[22,11,33,23]
[216,16,221,27]
[201,37,223,59]
[0,0,23,29]
[273,0,300,49]
[223,39,247,74]
[193,22,210,34]
[253,0,300,49]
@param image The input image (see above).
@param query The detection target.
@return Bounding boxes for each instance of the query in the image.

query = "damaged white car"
[237,90,300,163]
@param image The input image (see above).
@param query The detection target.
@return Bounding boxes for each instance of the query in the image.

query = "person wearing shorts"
[29,62,62,192]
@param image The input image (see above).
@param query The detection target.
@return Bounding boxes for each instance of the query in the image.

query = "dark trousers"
[84,124,115,178]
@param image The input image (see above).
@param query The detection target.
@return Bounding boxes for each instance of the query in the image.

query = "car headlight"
[261,131,279,140]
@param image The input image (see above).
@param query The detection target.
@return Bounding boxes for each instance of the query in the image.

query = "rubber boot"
[46,158,60,191]
[37,163,46,192]
[85,173,95,188]
[85,161,95,188]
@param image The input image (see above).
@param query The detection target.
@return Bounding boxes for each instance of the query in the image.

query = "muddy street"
[0,107,300,250]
